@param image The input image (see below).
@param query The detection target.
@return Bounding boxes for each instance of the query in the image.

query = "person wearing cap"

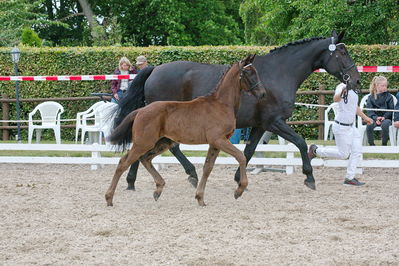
[111,57,137,103]
[307,83,373,186]
[136,55,149,71]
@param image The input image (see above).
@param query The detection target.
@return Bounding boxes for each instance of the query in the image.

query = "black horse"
[113,30,360,191]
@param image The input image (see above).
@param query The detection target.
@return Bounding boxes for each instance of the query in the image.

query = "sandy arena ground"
[0,163,398,265]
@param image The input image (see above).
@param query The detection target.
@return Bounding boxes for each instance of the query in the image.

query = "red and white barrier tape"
[315,66,399,72]
[0,74,137,81]
[0,66,399,81]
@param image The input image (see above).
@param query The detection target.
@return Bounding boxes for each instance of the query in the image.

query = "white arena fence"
[0,143,398,174]
[1,66,398,173]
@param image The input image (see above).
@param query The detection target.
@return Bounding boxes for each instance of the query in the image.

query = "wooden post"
[2,94,10,141]
[318,85,326,140]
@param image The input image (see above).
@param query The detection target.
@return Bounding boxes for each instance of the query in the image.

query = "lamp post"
[11,47,21,143]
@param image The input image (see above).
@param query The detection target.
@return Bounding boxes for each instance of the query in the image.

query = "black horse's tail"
[109,110,139,151]
[111,66,155,147]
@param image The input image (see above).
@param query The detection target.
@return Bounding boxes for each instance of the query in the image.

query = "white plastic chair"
[75,101,106,143]
[324,102,339,141]
[357,93,397,146]
[80,102,117,144]
[28,101,64,144]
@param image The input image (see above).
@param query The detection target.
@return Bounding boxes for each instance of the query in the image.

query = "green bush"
[0,45,398,141]
[21,28,42,47]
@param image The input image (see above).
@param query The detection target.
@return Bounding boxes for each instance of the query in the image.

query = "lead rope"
[342,74,350,104]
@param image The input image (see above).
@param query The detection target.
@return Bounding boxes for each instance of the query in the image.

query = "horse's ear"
[244,54,255,65]
[331,30,338,42]
[337,31,345,43]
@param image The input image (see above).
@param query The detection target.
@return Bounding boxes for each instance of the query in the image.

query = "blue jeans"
[111,90,124,103]
[229,128,251,144]
[230,129,242,144]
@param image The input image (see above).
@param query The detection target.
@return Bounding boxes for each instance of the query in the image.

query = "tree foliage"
[21,28,42,47]
[0,0,398,47]
[240,0,399,45]
[0,0,64,46]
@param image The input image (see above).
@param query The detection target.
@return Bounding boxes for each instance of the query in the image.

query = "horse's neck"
[213,67,241,111]
[262,39,328,89]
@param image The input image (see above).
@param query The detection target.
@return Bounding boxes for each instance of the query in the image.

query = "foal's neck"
[212,65,242,113]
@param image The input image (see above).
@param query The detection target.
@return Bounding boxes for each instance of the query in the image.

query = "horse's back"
[145,61,227,103]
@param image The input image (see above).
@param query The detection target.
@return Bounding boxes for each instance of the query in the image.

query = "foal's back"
[133,95,236,145]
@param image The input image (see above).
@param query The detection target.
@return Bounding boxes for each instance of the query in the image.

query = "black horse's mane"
[269,37,326,54]
[205,62,235,96]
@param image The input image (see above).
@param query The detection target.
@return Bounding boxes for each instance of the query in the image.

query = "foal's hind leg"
[105,147,147,206]
[195,146,220,206]
[125,138,176,191]
[140,158,166,201]
[213,138,248,199]
[139,138,176,201]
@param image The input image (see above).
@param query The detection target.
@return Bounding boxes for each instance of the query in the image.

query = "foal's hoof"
[105,194,113,206]
[195,195,206,206]
[126,183,136,191]
[107,202,113,207]
[187,176,198,188]
[304,179,316,190]
[234,190,243,199]
[153,191,161,201]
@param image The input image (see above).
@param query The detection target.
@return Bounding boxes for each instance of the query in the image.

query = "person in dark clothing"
[394,99,399,129]
[366,76,394,146]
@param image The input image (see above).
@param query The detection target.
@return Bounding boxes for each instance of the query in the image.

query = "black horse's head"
[238,54,266,99]
[321,30,361,92]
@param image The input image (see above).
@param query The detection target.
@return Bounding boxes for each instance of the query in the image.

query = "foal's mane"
[204,62,237,96]
[269,36,326,54]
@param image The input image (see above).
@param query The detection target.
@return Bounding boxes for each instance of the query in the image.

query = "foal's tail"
[112,66,155,133]
[109,110,139,151]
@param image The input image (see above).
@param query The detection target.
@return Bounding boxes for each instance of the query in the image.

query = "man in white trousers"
[308,83,373,186]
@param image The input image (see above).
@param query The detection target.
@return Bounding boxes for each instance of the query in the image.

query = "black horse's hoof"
[187,175,198,188]
[153,192,161,201]
[304,179,316,190]
[126,183,136,191]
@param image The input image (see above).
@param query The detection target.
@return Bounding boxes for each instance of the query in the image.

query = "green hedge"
[1,45,399,141]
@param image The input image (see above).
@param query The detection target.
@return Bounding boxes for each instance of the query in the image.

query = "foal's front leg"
[195,146,220,206]
[214,138,248,199]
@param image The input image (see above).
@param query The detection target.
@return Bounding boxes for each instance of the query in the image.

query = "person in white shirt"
[308,83,373,186]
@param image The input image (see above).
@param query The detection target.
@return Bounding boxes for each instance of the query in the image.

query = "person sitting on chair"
[111,57,137,103]
[394,99,399,129]
[366,76,395,146]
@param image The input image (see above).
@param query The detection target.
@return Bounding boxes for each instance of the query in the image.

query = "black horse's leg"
[234,127,265,183]
[169,144,198,188]
[126,161,139,190]
[269,119,316,190]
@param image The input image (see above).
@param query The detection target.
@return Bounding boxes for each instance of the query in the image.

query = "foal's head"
[238,54,266,99]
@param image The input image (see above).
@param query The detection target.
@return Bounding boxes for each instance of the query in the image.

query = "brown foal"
[105,54,266,206]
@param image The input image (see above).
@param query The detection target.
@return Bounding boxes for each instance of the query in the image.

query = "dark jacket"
[366,92,394,121]
[394,100,399,122]
[111,68,137,94]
